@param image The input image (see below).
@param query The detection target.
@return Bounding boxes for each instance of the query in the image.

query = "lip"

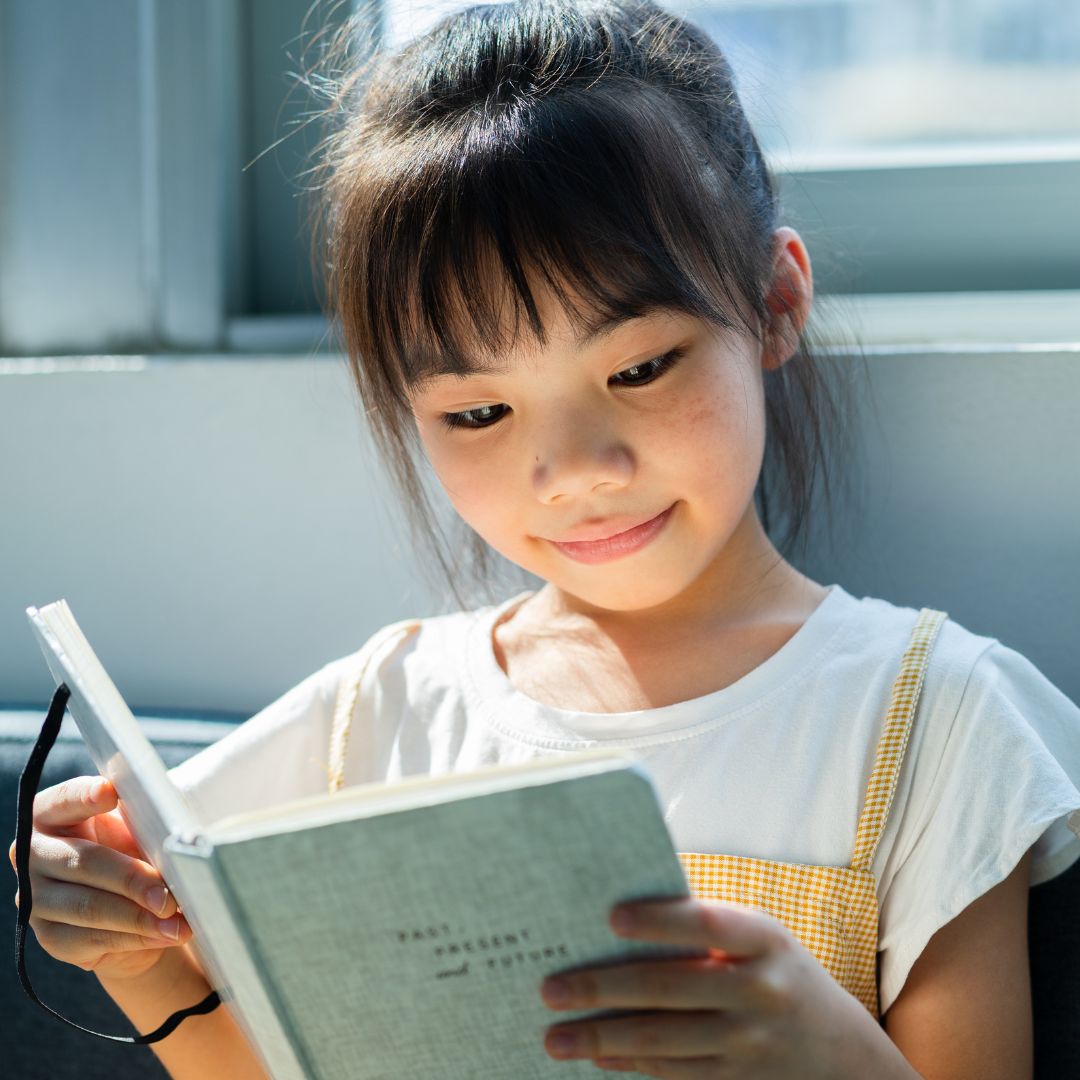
[547,503,676,564]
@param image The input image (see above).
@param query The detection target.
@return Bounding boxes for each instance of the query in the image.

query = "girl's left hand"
[539,897,891,1078]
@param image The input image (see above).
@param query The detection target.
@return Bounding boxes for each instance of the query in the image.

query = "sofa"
[3,707,1079,1079]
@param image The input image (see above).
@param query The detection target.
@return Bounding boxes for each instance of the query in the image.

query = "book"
[26,599,704,1079]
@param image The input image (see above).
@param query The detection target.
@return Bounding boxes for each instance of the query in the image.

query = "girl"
[14,1,1080,1077]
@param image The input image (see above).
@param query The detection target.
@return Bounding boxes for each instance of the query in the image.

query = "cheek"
[678,367,764,455]
[672,365,766,476]
[425,440,515,531]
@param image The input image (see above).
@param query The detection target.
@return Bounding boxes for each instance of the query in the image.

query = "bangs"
[336,80,770,404]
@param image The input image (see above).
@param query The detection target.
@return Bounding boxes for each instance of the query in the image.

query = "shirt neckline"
[463,582,858,747]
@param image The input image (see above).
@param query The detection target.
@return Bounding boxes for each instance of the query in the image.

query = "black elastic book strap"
[14,682,221,1043]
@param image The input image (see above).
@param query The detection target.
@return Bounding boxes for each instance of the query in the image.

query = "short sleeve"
[876,641,1080,1015]
[165,658,349,826]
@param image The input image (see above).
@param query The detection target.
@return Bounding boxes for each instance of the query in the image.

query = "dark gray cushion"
[1030,849,1080,1074]
[2,710,239,1080]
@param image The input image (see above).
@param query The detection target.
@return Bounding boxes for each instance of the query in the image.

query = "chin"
[553,569,692,615]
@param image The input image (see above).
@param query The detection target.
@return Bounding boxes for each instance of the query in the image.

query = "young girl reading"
[13,1,1080,1077]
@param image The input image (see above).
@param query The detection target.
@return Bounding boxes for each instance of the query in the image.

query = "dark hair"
[304,0,866,612]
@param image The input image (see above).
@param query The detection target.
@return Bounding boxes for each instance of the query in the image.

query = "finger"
[546,1009,741,1064]
[542,953,764,1013]
[33,776,116,830]
[88,807,150,862]
[27,832,179,918]
[597,1055,730,1078]
[30,915,186,968]
[29,878,189,942]
[611,898,777,960]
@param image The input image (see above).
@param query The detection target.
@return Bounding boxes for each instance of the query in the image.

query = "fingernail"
[91,779,109,800]
[146,885,169,915]
[542,977,571,1004]
[547,1031,578,1056]
[611,906,637,931]
[158,915,181,940]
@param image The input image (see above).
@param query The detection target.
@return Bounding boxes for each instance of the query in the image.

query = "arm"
[882,846,1034,1080]
[95,943,270,1080]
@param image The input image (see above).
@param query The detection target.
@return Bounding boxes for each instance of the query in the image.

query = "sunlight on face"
[407,287,770,615]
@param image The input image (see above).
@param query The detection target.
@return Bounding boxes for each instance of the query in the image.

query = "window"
[0,0,1076,357]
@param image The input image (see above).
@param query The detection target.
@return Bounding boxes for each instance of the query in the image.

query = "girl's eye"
[438,347,685,431]
[610,347,685,388]
[439,403,509,431]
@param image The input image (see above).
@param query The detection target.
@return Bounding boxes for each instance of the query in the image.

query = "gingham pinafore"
[326,606,949,1022]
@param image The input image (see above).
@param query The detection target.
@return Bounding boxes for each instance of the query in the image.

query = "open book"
[26,600,702,1080]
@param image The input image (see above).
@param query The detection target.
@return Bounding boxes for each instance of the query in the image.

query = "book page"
[206,745,640,844]
[25,601,202,871]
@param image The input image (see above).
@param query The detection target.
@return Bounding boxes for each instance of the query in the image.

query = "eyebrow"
[410,311,655,390]
[575,310,651,349]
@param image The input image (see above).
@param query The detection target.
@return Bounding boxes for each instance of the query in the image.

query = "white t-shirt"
[167,582,1080,1015]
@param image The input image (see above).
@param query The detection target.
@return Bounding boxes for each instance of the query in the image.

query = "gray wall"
[2,356,459,716]
[2,346,1078,717]
[798,344,1079,702]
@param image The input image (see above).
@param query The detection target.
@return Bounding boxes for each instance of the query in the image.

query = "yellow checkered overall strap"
[850,607,948,873]
[327,617,422,794]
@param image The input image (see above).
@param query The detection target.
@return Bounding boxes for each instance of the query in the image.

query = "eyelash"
[438,347,686,431]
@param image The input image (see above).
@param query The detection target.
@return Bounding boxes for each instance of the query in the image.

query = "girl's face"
[408,232,808,620]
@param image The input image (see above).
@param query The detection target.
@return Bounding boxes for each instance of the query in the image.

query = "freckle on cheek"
[678,397,717,433]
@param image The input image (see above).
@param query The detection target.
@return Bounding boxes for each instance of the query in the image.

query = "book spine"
[164,836,314,1080]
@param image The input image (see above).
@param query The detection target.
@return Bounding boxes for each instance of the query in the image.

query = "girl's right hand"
[8,775,193,982]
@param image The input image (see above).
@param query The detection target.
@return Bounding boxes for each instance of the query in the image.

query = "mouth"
[546,503,676,565]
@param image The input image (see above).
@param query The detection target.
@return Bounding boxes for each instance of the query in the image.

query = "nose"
[532,412,634,504]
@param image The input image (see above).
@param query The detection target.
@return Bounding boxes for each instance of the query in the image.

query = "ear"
[761,226,813,372]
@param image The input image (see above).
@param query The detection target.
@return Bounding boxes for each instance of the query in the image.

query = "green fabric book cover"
[171,760,700,1078]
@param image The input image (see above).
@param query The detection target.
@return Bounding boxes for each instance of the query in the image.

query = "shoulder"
[318,600,504,703]
[849,593,1080,872]
[825,589,1000,720]
[164,652,347,821]
[866,601,1080,1014]
[902,607,1080,837]
[837,589,1079,724]
[263,602,492,732]
[840,589,994,664]
[317,614,426,696]
[166,599,514,820]
[162,607,467,820]
[822,590,1072,746]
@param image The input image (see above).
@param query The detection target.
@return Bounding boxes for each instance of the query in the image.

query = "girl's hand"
[539,898,904,1079]
[9,775,193,982]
